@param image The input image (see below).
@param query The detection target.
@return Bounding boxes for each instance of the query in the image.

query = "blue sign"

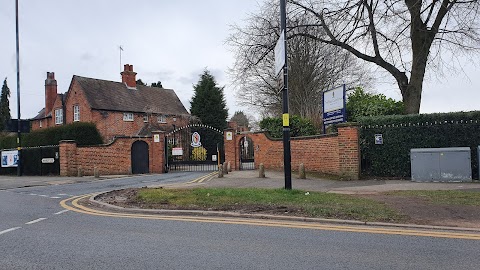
[323,84,346,131]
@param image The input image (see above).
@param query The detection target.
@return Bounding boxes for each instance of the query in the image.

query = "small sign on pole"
[274,30,285,76]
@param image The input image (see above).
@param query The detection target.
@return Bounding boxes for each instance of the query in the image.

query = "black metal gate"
[21,146,60,176]
[239,136,255,170]
[165,124,224,172]
[131,140,149,174]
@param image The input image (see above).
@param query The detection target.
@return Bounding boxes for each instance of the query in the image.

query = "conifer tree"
[190,70,228,130]
[0,78,11,131]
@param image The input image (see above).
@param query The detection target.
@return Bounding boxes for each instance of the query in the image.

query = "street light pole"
[280,0,292,189]
[15,0,22,176]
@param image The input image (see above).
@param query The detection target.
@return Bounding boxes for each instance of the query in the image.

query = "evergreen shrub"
[359,111,480,179]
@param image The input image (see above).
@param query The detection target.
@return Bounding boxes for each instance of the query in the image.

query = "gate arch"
[165,124,224,171]
[131,140,149,174]
[239,136,255,170]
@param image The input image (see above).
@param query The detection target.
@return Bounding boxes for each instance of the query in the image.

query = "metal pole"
[280,0,291,189]
[15,0,22,176]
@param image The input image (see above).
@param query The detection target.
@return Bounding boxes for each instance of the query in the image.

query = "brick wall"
[59,132,165,176]
[224,124,360,180]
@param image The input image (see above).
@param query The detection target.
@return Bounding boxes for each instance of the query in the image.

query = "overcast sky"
[0,0,479,121]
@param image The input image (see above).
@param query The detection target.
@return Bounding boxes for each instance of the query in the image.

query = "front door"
[131,141,149,174]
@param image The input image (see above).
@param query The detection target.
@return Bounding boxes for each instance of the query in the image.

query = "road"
[1,172,480,270]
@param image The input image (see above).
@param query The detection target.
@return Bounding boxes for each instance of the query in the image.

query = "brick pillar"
[150,131,165,173]
[224,129,238,170]
[59,140,77,176]
[337,124,360,180]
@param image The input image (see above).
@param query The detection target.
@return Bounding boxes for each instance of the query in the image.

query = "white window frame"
[39,120,43,128]
[157,114,166,123]
[55,108,63,125]
[123,112,134,122]
[73,105,80,122]
[143,114,149,123]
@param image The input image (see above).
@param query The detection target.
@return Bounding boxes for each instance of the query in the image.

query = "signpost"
[279,0,292,190]
[323,84,347,132]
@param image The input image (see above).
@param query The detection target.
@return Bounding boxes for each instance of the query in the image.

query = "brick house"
[31,64,190,142]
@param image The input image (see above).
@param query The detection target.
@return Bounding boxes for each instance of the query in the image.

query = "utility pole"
[15,0,22,176]
[280,0,292,189]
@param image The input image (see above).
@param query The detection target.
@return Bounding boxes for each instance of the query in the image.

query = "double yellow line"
[184,171,217,184]
[60,194,480,241]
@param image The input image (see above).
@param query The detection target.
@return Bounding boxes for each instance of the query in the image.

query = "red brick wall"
[224,124,360,180]
[59,132,165,176]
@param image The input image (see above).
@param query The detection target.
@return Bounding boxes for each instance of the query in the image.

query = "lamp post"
[280,0,291,189]
[15,0,22,176]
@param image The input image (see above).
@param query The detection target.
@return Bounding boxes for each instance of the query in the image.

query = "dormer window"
[157,115,166,123]
[143,114,149,123]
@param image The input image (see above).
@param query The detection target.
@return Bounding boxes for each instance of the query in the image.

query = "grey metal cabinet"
[410,147,472,182]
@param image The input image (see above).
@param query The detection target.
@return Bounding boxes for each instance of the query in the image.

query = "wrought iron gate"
[165,124,224,172]
[239,136,255,170]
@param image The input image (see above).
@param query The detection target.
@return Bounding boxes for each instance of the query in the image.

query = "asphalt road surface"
[1,172,480,270]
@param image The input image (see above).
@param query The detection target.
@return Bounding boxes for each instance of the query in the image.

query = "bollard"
[218,165,224,178]
[223,162,228,175]
[259,163,265,178]
[299,163,306,179]
[227,161,232,172]
[77,166,83,177]
[94,166,100,178]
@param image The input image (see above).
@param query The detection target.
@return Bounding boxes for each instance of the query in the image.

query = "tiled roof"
[31,94,65,120]
[74,76,189,115]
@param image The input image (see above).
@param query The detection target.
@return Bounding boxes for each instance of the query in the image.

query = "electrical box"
[410,147,472,182]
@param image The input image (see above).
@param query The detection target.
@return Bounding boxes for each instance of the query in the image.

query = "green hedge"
[259,115,317,138]
[359,111,480,179]
[0,122,103,149]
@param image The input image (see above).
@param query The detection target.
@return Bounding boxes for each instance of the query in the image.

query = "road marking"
[54,210,69,215]
[58,194,69,196]
[29,193,37,196]
[25,218,47,225]
[0,227,21,236]
[60,194,480,241]
[50,196,61,199]
[185,172,217,184]
[39,195,49,197]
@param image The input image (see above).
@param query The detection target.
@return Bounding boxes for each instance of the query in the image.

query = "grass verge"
[136,188,406,222]
[388,190,480,206]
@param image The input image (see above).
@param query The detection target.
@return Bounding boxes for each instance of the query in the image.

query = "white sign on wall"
[226,131,233,141]
[2,150,18,167]
[172,147,183,156]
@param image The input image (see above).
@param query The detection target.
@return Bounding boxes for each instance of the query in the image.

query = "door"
[131,141,149,174]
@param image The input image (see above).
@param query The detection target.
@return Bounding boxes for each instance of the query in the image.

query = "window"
[143,114,149,123]
[157,114,166,123]
[55,108,63,125]
[123,112,134,121]
[73,105,80,122]
[39,120,43,128]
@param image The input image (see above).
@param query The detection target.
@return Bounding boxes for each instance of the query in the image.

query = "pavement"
[178,169,480,194]
[2,169,480,193]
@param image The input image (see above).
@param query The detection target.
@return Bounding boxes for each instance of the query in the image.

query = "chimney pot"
[121,64,137,88]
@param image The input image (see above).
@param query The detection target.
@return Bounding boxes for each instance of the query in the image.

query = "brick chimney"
[121,64,137,88]
[45,72,57,116]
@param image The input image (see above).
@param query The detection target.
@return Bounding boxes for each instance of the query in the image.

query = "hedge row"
[358,111,480,179]
[0,122,103,149]
[259,115,317,138]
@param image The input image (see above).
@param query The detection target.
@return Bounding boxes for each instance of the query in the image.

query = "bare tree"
[288,0,480,114]
[227,1,372,124]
